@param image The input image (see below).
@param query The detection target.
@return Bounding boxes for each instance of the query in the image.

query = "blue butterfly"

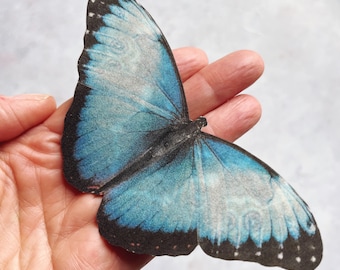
[61,0,322,269]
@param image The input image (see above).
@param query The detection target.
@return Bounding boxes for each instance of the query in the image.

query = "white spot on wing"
[296,256,301,263]
[309,223,316,233]
[278,252,283,260]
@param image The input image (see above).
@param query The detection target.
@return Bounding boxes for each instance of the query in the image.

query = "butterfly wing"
[62,0,322,268]
[196,134,322,269]
[62,0,187,193]
[97,143,199,255]
[97,132,322,269]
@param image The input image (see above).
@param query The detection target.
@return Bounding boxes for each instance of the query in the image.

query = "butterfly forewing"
[62,0,188,193]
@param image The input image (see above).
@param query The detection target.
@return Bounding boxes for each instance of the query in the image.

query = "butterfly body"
[62,0,322,269]
[97,117,207,193]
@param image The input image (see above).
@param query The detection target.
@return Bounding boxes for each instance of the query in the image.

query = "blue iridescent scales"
[61,0,323,269]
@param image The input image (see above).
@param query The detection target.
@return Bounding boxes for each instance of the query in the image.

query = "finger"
[0,94,56,141]
[203,94,261,142]
[43,98,73,135]
[173,47,209,82]
[184,50,264,119]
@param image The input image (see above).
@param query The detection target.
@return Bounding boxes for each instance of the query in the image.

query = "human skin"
[0,47,263,269]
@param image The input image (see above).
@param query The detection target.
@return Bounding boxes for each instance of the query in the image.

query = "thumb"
[0,94,56,141]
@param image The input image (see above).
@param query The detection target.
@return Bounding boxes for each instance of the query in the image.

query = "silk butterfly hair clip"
[61,0,323,269]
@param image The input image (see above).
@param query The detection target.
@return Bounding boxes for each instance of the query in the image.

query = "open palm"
[0,48,263,269]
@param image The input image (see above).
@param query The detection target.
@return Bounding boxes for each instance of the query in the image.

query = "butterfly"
[61,0,323,269]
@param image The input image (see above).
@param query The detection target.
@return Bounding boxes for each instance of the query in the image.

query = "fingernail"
[12,94,51,101]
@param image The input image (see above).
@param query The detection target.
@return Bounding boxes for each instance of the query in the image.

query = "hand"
[0,47,263,269]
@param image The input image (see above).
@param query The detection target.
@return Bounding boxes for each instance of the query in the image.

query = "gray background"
[1,0,338,269]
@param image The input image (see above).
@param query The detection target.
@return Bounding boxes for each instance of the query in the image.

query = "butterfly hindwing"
[97,142,198,255]
[62,0,187,193]
[195,135,322,269]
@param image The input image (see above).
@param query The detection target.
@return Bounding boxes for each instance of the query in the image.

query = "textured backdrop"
[1,0,339,269]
